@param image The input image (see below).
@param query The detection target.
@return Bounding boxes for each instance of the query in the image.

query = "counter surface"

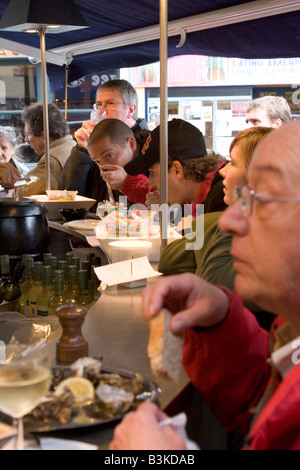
[31,282,227,449]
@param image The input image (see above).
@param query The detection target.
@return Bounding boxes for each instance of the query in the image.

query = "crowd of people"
[0,82,299,450]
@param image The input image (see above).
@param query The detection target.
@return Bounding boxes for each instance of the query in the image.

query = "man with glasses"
[59,79,148,208]
[109,118,300,450]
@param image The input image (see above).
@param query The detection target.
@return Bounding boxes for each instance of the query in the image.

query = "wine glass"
[0,344,51,450]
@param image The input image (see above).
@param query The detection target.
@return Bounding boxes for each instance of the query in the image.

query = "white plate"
[28,195,96,220]
[63,219,100,232]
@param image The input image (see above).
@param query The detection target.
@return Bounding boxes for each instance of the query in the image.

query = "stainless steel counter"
[35,219,228,449]
[33,281,227,450]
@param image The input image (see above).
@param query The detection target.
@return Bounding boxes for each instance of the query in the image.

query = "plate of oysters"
[22,357,160,432]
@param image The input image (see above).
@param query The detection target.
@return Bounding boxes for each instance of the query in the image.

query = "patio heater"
[0,0,89,191]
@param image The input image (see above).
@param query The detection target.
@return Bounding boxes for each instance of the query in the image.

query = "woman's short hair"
[229,127,274,169]
[22,103,70,139]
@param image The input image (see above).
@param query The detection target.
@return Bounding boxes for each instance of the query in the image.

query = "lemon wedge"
[55,376,95,403]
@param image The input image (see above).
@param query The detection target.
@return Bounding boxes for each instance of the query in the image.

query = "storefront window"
[0,63,37,132]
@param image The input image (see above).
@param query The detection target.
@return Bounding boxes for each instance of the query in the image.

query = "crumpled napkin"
[158,412,200,450]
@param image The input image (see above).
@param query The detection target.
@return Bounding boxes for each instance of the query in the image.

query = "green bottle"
[65,253,73,266]
[82,260,91,289]
[0,255,10,302]
[49,256,58,282]
[66,265,78,301]
[18,259,34,316]
[36,266,53,317]
[3,261,25,303]
[48,270,68,315]
[27,261,43,317]
[76,269,92,306]
[43,252,52,266]
[69,256,80,271]
[58,260,68,288]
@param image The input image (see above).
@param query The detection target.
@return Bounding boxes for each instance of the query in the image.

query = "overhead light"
[0,0,88,34]
[0,0,89,191]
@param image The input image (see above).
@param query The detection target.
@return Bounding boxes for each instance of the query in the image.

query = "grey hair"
[247,96,292,124]
[0,126,18,147]
[97,79,138,120]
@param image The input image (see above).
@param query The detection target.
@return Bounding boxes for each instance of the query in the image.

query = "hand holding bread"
[142,273,230,335]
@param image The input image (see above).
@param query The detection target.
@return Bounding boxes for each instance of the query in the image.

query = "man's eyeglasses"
[234,185,300,219]
[93,101,125,111]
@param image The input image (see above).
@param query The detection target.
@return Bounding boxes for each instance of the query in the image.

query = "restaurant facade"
[1,50,300,157]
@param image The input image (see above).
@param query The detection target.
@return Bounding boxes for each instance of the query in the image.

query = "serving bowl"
[59,208,89,222]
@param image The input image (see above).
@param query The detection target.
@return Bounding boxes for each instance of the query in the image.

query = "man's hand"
[74,120,97,148]
[100,164,127,190]
[145,189,160,208]
[0,162,20,189]
[109,403,186,450]
[142,273,230,334]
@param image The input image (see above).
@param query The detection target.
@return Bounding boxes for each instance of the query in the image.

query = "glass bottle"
[76,269,92,306]
[82,260,91,289]
[49,256,58,282]
[90,257,101,299]
[65,253,73,266]
[17,259,34,316]
[0,255,10,302]
[36,266,53,317]
[43,252,52,266]
[48,270,68,315]
[0,255,10,282]
[2,261,25,303]
[89,263,101,301]
[69,256,80,271]
[66,265,78,302]
[58,260,68,289]
[27,261,43,317]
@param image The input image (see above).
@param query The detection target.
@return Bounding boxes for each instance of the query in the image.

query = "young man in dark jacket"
[59,79,148,210]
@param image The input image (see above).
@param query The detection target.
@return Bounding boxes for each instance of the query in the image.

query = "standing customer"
[245,95,292,128]
[59,79,148,207]
[11,103,76,198]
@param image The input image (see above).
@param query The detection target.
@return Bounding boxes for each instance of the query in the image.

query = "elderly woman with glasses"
[0,126,29,196]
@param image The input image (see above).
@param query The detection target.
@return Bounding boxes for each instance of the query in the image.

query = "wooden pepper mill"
[56,299,88,363]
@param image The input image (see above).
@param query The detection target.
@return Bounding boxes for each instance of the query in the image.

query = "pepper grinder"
[56,299,88,363]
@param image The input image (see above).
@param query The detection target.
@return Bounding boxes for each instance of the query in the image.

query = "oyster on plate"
[26,357,145,426]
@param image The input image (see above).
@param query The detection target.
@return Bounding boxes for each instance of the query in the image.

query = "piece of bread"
[147,308,184,383]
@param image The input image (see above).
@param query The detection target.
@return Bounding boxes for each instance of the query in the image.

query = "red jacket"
[182,290,300,450]
[122,174,149,205]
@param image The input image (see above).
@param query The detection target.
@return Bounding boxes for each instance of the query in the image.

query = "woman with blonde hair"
[220,126,274,205]
[158,126,274,330]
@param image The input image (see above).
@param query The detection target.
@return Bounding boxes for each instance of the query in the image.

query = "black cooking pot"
[0,198,50,268]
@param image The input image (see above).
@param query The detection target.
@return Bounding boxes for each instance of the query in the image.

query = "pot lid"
[0,197,47,217]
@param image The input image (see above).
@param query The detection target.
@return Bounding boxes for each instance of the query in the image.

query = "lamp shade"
[0,0,89,33]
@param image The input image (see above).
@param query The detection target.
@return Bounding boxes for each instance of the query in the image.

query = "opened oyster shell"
[70,357,102,378]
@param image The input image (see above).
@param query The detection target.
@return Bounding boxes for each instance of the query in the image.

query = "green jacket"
[158,211,236,290]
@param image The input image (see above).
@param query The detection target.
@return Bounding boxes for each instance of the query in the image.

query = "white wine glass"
[0,344,51,450]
